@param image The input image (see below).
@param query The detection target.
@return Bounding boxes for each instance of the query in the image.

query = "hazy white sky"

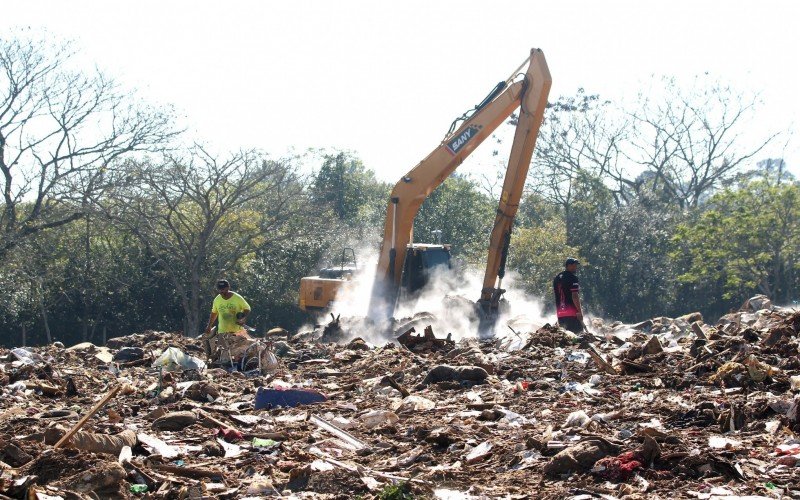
[3,0,799,182]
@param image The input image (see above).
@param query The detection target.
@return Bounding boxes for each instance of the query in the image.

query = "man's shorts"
[558,316,583,334]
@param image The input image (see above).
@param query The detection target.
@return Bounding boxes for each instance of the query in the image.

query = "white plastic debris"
[708,435,742,449]
[360,410,399,428]
[563,410,591,428]
[11,347,43,365]
[151,347,206,372]
[465,441,493,464]
[394,395,436,412]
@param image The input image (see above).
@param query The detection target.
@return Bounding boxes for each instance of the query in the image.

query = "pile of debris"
[0,295,799,499]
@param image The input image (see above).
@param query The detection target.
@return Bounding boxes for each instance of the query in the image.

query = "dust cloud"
[313,248,557,347]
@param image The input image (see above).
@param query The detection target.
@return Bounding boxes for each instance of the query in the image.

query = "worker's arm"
[572,291,583,321]
[236,309,251,325]
[205,312,218,334]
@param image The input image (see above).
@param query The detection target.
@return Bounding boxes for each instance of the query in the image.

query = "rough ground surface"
[1,294,799,499]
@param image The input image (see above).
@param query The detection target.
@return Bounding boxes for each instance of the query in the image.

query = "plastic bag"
[151,347,206,372]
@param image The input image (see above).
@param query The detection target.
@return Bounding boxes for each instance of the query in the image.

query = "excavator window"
[401,246,452,294]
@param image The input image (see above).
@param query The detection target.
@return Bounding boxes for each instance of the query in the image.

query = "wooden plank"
[54,385,121,449]
[586,344,617,375]
[691,321,707,340]
[152,463,224,480]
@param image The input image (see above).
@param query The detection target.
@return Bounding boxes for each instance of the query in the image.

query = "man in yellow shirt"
[204,279,251,335]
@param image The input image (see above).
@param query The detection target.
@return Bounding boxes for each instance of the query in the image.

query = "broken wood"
[381,375,410,398]
[197,409,238,432]
[691,321,707,340]
[24,381,62,396]
[54,384,121,449]
[0,439,33,466]
[762,328,785,347]
[242,431,289,442]
[397,325,454,353]
[467,402,511,410]
[621,359,653,373]
[586,344,617,375]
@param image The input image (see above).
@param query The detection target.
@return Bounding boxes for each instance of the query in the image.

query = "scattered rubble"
[0,295,798,498]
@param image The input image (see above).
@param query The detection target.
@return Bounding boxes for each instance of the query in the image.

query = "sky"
[3,0,799,182]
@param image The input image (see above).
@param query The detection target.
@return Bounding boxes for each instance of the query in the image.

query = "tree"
[311,151,389,226]
[0,207,174,346]
[309,151,390,269]
[672,180,800,307]
[627,76,777,209]
[0,35,178,261]
[508,217,582,300]
[730,158,794,187]
[103,146,310,336]
[532,79,777,212]
[0,235,67,345]
[240,232,331,330]
[532,89,630,213]
[534,173,682,321]
[578,197,680,320]
[414,175,495,265]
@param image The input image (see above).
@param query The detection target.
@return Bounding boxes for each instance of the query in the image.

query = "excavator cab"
[400,244,452,294]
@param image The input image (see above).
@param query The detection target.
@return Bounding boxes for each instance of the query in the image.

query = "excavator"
[299,48,551,322]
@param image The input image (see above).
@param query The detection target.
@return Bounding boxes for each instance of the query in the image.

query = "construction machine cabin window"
[401,246,452,294]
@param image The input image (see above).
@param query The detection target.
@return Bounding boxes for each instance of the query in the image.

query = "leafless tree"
[532,78,778,211]
[104,145,310,335]
[625,76,779,209]
[0,35,179,260]
[531,89,630,232]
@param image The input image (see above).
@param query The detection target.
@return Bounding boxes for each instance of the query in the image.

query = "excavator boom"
[479,51,551,309]
[369,48,551,318]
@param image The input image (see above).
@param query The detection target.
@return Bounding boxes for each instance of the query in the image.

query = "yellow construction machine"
[299,48,552,320]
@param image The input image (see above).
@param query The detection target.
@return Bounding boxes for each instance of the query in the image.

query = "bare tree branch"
[0,35,180,260]
[101,146,312,335]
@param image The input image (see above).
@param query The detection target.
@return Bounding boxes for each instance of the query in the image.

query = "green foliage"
[414,175,495,265]
[671,180,800,306]
[508,218,582,300]
[559,175,682,321]
[0,210,182,346]
[311,152,390,226]
[0,35,178,261]
[236,212,332,330]
[377,482,414,500]
[516,192,562,228]
[309,151,391,269]
[0,36,793,344]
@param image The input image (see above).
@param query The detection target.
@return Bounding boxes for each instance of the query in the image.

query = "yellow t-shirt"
[212,292,251,333]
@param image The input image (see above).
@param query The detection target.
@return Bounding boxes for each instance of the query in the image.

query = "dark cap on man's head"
[564,258,580,267]
[216,279,230,290]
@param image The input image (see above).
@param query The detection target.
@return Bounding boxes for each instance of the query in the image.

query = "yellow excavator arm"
[370,48,551,317]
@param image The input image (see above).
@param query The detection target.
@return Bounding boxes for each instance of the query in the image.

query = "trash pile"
[0,295,799,499]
